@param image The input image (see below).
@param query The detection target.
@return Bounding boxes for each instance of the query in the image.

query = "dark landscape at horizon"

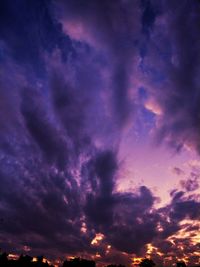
[0,251,198,267]
[0,0,199,266]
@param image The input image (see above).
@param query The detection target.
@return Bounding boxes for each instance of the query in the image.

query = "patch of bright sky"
[117,87,199,207]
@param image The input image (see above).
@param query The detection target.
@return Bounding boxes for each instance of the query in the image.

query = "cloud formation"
[143,0,200,154]
[0,0,199,266]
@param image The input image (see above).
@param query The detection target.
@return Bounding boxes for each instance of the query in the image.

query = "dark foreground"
[0,252,193,267]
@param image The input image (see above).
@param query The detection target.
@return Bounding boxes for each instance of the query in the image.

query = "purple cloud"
[0,1,199,266]
[144,0,200,155]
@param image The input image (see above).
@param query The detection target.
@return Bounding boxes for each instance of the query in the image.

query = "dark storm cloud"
[152,237,200,266]
[94,150,117,195]
[170,200,200,221]
[140,0,159,36]
[84,150,117,228]
[0,159,90,258]
[0,0,95,257]
[158,191,200,237]
[0,0,199,264]
[50,71,91,155]
[106,187,158,254]
[55,0,141,126]
[0,0,74,74]
[84,151,160,254]
[146,0,200,154]
[20,87,68,169]
[153,188,200,248]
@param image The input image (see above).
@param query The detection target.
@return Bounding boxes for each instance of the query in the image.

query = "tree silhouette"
[18,254,33,266]
[0,252,53,267]
[139,258,156,267]
[0,252,8,266]
[106,264,126,267]
[176,261,186,267]
[62,257,95,267]
[2,250,193,267]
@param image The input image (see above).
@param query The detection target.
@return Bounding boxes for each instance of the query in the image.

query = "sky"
[0,0,200,266]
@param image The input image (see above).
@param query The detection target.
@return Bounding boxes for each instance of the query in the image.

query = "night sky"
[0,0,200,266]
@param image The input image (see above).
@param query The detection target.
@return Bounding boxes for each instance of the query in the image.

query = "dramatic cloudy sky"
[0,0,200,266]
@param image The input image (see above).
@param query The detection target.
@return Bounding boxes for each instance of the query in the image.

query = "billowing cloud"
[0,0,199,266]
[142,0,200,155]
[54,0,142,126]
[180,177,199,192]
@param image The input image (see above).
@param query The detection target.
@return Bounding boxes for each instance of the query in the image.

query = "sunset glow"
[0,0,200,266]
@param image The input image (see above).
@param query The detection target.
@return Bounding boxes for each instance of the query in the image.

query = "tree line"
[0,251,188,267]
